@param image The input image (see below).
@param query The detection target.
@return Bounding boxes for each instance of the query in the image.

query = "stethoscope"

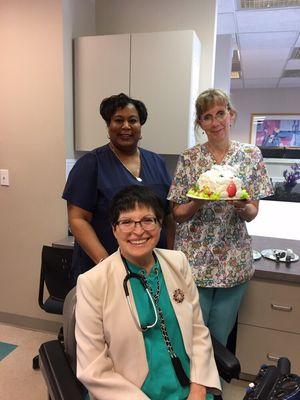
[122,254,158,333]
[122,255,190,387]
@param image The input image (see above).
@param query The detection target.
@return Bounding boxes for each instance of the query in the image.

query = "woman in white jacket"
[75,185,221,400]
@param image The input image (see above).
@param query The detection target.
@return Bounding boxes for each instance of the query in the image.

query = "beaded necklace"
[139,267,189,387]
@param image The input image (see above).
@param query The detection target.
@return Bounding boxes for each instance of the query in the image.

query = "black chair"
[32,245,74,370]
[39,288,241,400]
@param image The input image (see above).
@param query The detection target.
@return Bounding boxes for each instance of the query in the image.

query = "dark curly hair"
[109,185,164,227]
[99,93,148,126]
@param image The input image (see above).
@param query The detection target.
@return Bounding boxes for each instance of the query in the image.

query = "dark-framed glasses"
[200,109,229,126]
[116,216,158,232]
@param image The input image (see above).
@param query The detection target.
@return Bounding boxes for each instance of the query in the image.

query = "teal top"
[127,259,190,400]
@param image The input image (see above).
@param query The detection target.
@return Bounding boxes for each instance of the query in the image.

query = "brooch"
[173,288,185,303]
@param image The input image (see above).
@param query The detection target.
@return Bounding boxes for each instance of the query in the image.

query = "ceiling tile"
[285,59,300,69]
[236,9,300,33]
[278,77,300,87]
[219,4,300,90]
[243,78,279,88]
[217,13,236,34]
[241,48,290,78]
[217,0,236,13]
[239,31,298,49]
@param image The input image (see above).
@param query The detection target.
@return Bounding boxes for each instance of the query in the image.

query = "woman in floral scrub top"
[168,89,273,357]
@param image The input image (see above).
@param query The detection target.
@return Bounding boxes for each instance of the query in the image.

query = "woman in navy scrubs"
[63,93,174,284]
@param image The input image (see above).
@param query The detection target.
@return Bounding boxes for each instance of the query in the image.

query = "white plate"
[253,250,261,261]
[261,249,299,263]
[186,193,245,201]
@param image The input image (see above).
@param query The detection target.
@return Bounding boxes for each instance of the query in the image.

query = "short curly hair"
[109,185,164,227]
[99,93,148,126]
[195,88,236,127]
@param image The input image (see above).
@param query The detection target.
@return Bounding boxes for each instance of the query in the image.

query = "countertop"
[52,235,300,283]
[251,236,300,283]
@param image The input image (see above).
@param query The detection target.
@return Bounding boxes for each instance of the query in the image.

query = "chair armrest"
[39,337,240,398]
[39,340,84,400]
[211,335,241,382]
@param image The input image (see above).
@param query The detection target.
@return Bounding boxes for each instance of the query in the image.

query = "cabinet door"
[74,34,130,151]
[238,280,300,333]
[130,30,201,154]
[237,324,300,376]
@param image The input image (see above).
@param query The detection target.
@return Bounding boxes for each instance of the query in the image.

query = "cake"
[187,165,249,200]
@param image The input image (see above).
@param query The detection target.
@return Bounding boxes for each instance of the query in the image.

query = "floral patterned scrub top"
[168,141,274,288]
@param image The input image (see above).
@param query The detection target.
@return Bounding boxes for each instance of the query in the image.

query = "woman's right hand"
[171,199,205,224]
[187,383,207,400]
[67,203,109,264]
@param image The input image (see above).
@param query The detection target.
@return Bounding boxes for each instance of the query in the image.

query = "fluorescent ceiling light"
[290,47,300,59]
[231,71,241,79]
[282,69,300,77]
[240,0,300,9]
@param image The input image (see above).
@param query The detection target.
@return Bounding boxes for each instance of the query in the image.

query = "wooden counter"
[251,236,300,283]
[53,235,300,282]
[52,236,74,249]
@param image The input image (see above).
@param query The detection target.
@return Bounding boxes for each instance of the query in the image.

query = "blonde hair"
[195,89,236,127]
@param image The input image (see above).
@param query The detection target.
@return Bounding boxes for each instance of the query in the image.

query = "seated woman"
[75,185,221,400]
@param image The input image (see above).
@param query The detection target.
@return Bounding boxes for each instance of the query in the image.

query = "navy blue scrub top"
[62,144,172,283]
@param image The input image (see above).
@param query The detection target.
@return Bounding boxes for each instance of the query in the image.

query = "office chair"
[32,245,74,370]
[39,287,241,400]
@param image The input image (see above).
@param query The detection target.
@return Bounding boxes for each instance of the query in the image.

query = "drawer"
[236,324,300,376]
[238,279,300,333]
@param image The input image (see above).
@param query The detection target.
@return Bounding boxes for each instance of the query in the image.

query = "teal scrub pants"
[198,282,249,346]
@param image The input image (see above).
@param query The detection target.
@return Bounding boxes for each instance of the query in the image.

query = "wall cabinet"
[73,34,130,151]
[236,278,300,377]
[74,30,201,153]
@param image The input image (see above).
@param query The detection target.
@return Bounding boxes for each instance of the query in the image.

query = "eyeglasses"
[200,109,229,126]
[116,217,159,232]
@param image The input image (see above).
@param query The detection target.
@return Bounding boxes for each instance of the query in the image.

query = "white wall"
[214,34,233,95]
[0,0,66,328]
[62,0,96,159]
[247,200,300,241]
[231,87,300,143]
[231,87,300,178]
[95,0,217,93]
[231,88,300,241]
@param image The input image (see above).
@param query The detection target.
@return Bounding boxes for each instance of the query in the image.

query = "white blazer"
[75,248,221,400]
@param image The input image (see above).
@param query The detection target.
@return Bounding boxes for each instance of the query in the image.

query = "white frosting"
[197,165,243,199]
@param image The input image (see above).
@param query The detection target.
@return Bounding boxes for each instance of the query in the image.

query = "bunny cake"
[187,165,249,200]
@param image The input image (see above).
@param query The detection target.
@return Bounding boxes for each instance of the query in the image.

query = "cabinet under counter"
[236,235,300,378]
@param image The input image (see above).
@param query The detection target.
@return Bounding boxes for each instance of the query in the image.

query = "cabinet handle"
[271,303,293,312]
[267,353,280,362]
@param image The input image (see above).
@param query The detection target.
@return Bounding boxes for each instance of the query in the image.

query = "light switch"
[0,169,9,186]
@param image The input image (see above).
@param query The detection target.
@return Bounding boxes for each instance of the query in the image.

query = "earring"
[138,135,142,140]
[107,134,110,140]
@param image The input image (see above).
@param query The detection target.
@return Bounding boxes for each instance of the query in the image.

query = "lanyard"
[121,255,190,387]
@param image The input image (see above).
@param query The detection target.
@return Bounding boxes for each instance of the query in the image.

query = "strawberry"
[227,181,237,197]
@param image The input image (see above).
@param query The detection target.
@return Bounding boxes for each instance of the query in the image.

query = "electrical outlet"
[0,169,9,186]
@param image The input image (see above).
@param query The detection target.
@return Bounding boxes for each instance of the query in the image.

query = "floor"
[0,323,56,400]
[0,323,249,400]
[223,378,248,399]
